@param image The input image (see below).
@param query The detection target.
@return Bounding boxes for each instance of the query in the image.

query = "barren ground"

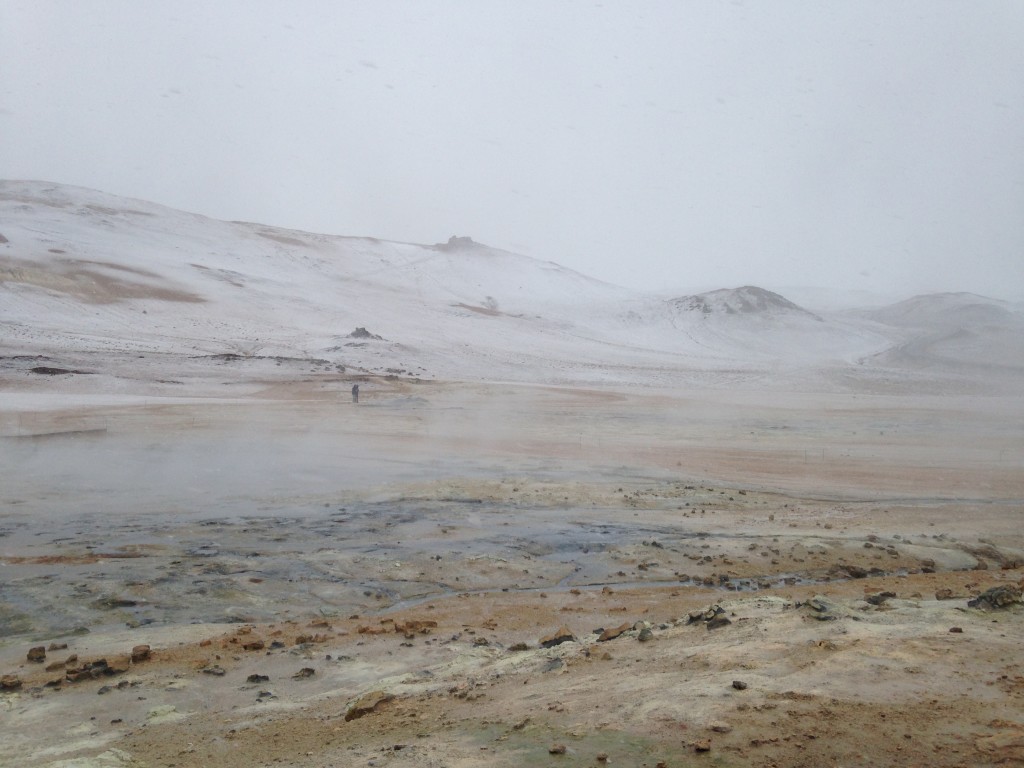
[2,367,1023,767]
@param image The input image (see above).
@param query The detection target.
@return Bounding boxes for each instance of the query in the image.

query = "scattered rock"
[247,673,270,684]
[732,680,748,690]
[638,627,654,642]
[710,722,733,733]
[548,744,567,754]
[27,646,46,663]
[202,665,226,676]
[706,616,731,630]
[935,588,957,600]
[968,585,1022,610]
[242,640,265,651]
[597,622,632,642]
[345,690,395,721]
[866,591,896,606]
[687,604,724,625]
[949,627,964,633]
[539,626,575,648]
[394,619,438,637]
[131,644,151,663]
[293,667,315,679]
[692,739,712,752]
[804,596,841,620]
[1,674,22,691]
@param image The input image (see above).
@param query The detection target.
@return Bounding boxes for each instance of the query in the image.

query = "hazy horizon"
[2,2,1022,300]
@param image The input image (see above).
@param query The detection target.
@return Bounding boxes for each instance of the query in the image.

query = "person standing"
[351,384,359,403]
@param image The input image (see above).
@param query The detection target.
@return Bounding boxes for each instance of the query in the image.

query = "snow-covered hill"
[1,181,1020,392]
[856,293,1024,377]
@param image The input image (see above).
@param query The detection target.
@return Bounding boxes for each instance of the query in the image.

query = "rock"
[710,722,733,733]
[866,591,896,606]
[27,646,46,663]
[935,588,956,600]
[687,605,724,624]
[968,584,1022,610]
[638,627,654,642]
[539,626,575,648]
[394,619,438,637]
[706,616,732,630]
[548,744,567,754]
[293,667,315,679]
[345,690,395,721]
[805,596,840,620]
[1,674,22,691]
[732,680,748,690]
[692,739,712,752]
[242,640,265,651]
[246,673,269,684]
[598,622,632,642]
[48,642,68,651]
[949,627,964,633]
[202,665,226,676]
[131,645,151,663]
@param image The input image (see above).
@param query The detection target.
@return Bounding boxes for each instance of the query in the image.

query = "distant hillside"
[669,285,820,320]
[1,181,1021,393]
[865,292,1016,329]
[858,292,1024,377]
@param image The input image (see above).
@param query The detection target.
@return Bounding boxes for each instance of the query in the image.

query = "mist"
[2,1,1022,299]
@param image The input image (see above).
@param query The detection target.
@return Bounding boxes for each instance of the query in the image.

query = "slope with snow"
[1,181,1020,393]
[856,293,1024,378]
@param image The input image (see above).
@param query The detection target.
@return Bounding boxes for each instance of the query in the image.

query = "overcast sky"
[2,1,1022,299]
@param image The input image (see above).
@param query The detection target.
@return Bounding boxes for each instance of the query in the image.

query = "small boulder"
[539,626,575,649]
[1,674,22,691]
[968,585,1022,610]
[27,646,46,663]
[597,622,632,642]
[131,644,151,663]
[345,690,395,721]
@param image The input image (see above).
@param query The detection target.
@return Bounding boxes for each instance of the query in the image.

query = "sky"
[2,1,1023,300]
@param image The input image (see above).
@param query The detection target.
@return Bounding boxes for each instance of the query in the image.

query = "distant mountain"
[668,286,821,320]
[1,181,1020,392]
[865,292,1016,329]
[858,292,1024,377]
